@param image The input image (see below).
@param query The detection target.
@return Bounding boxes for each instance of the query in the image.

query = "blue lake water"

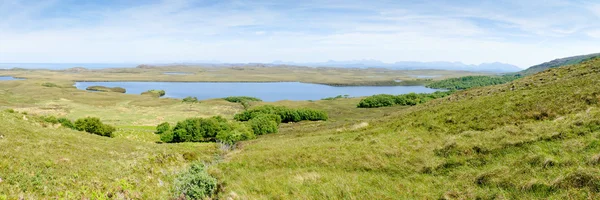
[74,82,440,102]
[0,76,24,81]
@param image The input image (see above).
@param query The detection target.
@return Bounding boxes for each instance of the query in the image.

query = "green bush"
[182,96,199,103]
[74,117,116,137]
[4,109,15,113]
[142,89,166,97]
[165,116,231,143]
[249,114,279,135]
[173,162,217,199]
[427,75,521,90]
[357,94,396,108]
[296,108,329,121]
[223,96,262,103]
[155,122,171,134]
[234,105,328,123]
[58,117,75,129]
[357,91,455,108]
[41,115,59,124]
[160,131,174,143]
[216,123,256,145]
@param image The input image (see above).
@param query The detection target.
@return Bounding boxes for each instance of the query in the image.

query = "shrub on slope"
[234,105,328,122]
[74,117,116,137]
[426,75,522,90]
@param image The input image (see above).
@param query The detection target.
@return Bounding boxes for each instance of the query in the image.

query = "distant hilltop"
[272,60,522,73]
[519,53,600,75]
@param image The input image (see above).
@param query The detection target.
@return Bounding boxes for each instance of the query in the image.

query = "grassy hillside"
[0,111,218,199]
[213,58,600,199]
[426,53,599,90]
[1,57,599,199]
[520,52,600,75]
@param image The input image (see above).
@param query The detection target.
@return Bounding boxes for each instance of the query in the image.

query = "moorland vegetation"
[0,56,599,199]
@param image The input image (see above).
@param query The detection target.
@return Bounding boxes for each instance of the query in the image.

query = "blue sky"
[0,0,599,67]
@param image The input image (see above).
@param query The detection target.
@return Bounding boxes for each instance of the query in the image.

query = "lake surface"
[0,76,24,81]
[74,81,440,102]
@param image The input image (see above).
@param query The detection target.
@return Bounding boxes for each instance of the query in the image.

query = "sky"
[0,0,599,68]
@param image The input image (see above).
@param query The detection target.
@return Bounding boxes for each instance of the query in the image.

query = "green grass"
[212,58,600,199]
[1,58,600,199]
[0,111,218,199]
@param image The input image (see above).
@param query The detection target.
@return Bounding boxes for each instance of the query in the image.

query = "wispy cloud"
[0,0,598,67]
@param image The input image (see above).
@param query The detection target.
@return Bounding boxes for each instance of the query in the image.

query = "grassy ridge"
[426,53,599,91]
[212,58,600,199]
[519,52,600,75]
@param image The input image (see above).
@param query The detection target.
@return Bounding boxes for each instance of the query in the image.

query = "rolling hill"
[520,53,600,75]
[1,57,599,199]
[214,57,600,199]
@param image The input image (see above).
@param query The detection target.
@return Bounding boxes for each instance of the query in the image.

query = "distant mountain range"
[272,60,523,73]
[0,60,525,73]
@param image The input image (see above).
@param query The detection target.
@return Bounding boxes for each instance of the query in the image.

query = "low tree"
[155,122,171,134]
[74,117,116,137]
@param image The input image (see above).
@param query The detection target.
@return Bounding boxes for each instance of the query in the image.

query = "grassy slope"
[520,52,599,76]
[1,58,600,199]
[214,58,600,199]
[0,111,218,199]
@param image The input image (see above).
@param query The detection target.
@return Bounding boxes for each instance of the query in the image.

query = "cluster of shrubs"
[233,105,328,123]
[41,116,116,137]
[426,75,522,90]
[157,116,256,144]
[357,91,455,108]
[222,96,262,103]
[182,96,199,103]
[141,89,166,97]
[156,106,328,144]
[86,86,126,93]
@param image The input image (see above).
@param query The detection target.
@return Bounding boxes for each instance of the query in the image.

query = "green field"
[1,59,600,199]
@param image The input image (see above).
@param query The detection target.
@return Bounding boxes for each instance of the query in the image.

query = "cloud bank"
[0,0,599,67]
